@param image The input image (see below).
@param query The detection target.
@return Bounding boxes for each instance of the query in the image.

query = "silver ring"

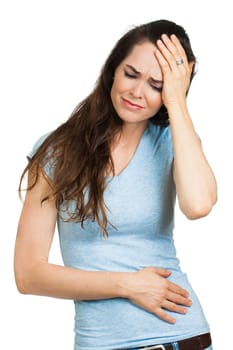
[176,58,184,65]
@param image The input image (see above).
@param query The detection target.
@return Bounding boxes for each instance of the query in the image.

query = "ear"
[188,61,195,71]
[189,60,197,76]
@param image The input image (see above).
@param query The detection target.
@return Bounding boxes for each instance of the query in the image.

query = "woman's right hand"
[122,266,192,324]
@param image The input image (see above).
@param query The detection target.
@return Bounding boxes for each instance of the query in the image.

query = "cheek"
[110,77,129,108]
[148,92,163,110]
[110,82,117,105]
[110,78,121,100]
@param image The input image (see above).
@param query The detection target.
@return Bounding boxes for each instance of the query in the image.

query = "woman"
[14,19,217,349]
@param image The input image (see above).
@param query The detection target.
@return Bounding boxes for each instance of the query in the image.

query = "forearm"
[168,102,217,218]
[15,257,192,323]
[15,260,128,300]
[154,34,217,217]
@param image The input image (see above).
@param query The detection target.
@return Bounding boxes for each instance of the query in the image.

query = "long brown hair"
[20,19,196,236]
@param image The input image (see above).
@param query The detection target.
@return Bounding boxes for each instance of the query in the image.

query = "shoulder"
[27,132,52,160]
[147,122,173,160]
[27,131,56,180]
[147,122,172,145]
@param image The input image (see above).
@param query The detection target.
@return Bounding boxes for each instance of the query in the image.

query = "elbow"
[15,281,29,295]
[15,273,31,295]
[14,263,38,295]
[184,205,212,220]
[181,196,217,220]
[14,259,48,296]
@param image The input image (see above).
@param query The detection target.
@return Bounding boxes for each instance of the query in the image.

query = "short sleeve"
[27,132,51,160]
[27,132,55,179]
[164,126,174,162]
[157,125,174,164]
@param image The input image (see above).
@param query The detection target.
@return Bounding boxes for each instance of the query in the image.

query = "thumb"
[153,267,171,277]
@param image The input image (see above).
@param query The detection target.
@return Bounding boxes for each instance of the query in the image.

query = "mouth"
[121,97,144,110]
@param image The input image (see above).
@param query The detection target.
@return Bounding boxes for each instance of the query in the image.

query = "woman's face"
[111,41,163,127]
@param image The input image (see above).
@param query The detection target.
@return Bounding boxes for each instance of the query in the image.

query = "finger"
[157,35,187,71]
[156,38,175,71]
[170,34,188,62]
[167,291,192,307]
[168,282,190,297]
[145,266,171,277]
[162,34,188,67]
[155,308,176,324]
[162,300,187,314]
[154,47,171,74]
[153,267,171,277]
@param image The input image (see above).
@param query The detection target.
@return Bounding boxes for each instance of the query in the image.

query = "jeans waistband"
[118,332,211,350]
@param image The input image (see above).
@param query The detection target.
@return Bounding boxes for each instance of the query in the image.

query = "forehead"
[119,41,162,79]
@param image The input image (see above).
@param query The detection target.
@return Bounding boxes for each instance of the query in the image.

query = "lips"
[121,97,144,110]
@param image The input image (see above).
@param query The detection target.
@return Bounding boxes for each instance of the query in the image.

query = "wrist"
[116,272,135,299]
[166,100,188,116]
[166,103,193,127]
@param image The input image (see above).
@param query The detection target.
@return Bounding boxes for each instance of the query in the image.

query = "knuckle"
[160,286,167,298]
[169,303,177,311]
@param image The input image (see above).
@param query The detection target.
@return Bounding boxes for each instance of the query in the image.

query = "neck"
[119,121,148,146]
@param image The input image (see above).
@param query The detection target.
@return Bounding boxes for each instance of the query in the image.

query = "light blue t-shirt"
[29,122,210,350]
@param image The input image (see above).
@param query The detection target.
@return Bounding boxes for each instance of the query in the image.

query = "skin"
[110,41,163,174]
[14,34,217,325]
[111,41,164,128]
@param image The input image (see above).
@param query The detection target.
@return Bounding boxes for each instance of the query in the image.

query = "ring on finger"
[176,58,184,65]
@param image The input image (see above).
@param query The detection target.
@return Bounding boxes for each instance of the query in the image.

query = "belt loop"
[172,342,179,350]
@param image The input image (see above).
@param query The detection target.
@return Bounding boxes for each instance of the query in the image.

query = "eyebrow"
[125,64,163,84]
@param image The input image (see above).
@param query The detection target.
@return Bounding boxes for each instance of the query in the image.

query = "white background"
[0,0,232,349]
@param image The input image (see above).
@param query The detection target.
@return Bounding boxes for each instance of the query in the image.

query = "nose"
[130,81,144,98]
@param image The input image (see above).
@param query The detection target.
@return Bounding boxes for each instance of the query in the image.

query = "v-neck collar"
[108,123,150,180]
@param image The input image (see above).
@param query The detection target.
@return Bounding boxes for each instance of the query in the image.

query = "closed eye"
[124,68,163,92]
[151,84,162,92]
[150,77,163,92]
[124,70,137,79]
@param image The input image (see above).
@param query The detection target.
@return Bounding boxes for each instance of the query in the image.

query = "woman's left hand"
[154,34,194,109]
